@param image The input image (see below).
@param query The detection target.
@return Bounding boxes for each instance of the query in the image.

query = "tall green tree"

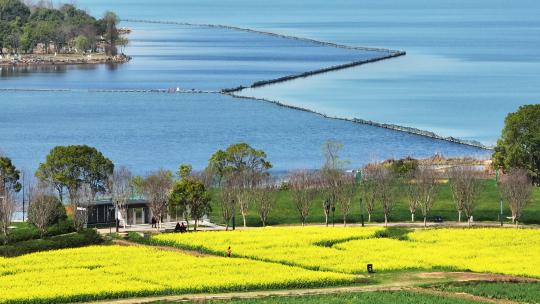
[35,145,114,203]
[0,0,30,23]
[492,104,540,185]
[207,143,272,187]
[101,11,118,55]
[168,175,211,231]
[0,155,22,194]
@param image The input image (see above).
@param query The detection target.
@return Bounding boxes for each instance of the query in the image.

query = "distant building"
[87,198,151,225]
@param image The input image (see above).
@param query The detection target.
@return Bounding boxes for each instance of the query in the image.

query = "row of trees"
[0,120,537,243]
[0,0,125,55]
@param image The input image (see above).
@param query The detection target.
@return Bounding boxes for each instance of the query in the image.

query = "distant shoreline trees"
[0,0,126,55]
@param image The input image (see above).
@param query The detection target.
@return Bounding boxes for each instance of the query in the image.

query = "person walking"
[227,246,232,257]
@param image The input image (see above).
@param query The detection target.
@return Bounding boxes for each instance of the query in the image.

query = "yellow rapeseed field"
[153,226,384,272]
[154,227,540,277]
[0,245,353,304]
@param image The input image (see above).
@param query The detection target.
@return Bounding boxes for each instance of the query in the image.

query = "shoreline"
[0,54,131,67]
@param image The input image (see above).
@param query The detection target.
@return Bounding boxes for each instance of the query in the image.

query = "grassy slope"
[430,281,540,303]
[209,179,540,226]
[154,291,481,304]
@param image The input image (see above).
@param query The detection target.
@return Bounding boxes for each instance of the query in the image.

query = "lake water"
[74,0,540,144]
[0,91,487,174]
[4,0,536,172]
[0,22,389,91]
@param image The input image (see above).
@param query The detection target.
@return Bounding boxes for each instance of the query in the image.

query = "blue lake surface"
[3,0,535,172]
[0,91,488,174]
[0,23,388,91]
[74,0,540,144]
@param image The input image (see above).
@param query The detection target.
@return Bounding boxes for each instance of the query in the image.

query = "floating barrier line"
[0,88,218,94]
[223,92,492,151]
[121,19,404,54]
[120,19,407,92]
[0,87,491,150]
[2,21,488,150]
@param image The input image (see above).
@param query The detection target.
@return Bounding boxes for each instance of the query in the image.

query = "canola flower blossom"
[154,227,540,277]
[153,226,384,271]
[0,245,353,304]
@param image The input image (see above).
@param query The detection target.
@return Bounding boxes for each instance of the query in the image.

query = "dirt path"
[88,285,405,304]
[409,288,520,304]
[86,270,536,304]
[112,239,211,257]
[96,242,537,304]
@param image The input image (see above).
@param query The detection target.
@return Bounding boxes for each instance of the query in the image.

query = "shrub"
[0,229,103,257]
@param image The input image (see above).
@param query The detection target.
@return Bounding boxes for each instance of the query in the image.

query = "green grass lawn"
[208,179,540,226]
[1,220,74,244]
[154,291,481,304]
[429,281,540,303]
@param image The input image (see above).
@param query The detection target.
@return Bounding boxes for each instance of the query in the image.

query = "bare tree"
[404,174,419,222]
[72,183,93,231]
[337,173,355,226]
[253,176,277,227]
[219,186,236,230]
[372,165,398,227]
[415,168,439,227]
[449,167,484,226]
[237,188,251,228]
[110,166,132,230]
[289,170,320,226]
[360,166,378,223]
[500,169,533,226]
[0,188,15,244]
[143,169,173,229]
[321,140,348,226]
[27,186,61,237]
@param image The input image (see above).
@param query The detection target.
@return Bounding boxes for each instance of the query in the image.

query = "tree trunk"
[324,213,329,227]
[424,216,427,227]
[468,216,472,227]
[384,214,388,227]
[411,213,415,222]
[458,210,462,223]
[343,217,347,227]
[184,212,190,231]
[194,219,198,231]
[242,213,247,228]
[368,213,371,223]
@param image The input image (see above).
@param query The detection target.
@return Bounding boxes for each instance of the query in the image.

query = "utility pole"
[232,199,236,231]
[355,170,364,227]
[22,171,25,222]
[499,199,504,227]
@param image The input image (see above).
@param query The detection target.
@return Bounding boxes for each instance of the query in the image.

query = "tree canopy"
[168,176,211,231]
[0,155,21,194]
[492,104,540,185]
[0,1,123,54]
[207,143,272,186]
[35,145,114,202]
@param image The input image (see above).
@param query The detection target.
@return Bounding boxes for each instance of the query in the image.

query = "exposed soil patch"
[112,239,210,257]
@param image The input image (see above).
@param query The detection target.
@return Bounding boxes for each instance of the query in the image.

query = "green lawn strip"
[208,179,540,226]
[0,229,104,257]
[1,220,74,244]
[427,281,540,303]
[151,291,483,304]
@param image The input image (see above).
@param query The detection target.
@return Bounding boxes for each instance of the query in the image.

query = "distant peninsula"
[0,0,130,66]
